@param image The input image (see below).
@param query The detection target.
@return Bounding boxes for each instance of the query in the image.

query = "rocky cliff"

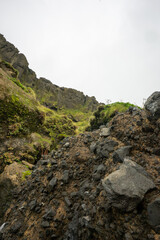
[0,34,99,111]
[0,92,160,240]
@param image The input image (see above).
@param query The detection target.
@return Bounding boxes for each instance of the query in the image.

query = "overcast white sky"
[0,0,160,106]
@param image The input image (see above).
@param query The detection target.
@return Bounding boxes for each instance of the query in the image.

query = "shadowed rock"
[112,146,132,163]
[147,196,160,233]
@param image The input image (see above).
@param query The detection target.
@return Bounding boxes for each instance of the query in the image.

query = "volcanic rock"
[102,159,156,211]
[147,196,160,233]
[144,91,160,120]
[112,146,132,163]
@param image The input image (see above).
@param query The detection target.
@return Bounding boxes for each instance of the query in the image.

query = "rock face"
[0,34,99,111]
[102,159,155,211]
[144,91,160,120]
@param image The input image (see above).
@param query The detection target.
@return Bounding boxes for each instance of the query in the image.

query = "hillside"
[0,34,160,240]
[0,91,160,240]
[0,59,76,173]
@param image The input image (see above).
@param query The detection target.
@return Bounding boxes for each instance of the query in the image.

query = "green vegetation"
[0,60,76,171]
[58,108,93,133]
[22,170,32,180]
[43,113,76,147]
[8,77,31,93]
[0,60,19,78]
[87,102,140,130]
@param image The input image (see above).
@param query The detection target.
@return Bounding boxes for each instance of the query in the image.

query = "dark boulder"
[147,196,160,233]
[102,159,155,211]
[144,91,160,120]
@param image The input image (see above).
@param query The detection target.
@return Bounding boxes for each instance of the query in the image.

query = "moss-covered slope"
[0,60,76,173]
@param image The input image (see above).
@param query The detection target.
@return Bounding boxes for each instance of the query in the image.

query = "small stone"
[83,216,91,222]
[62,170,69,183]
[96,164,106,174]
[112,146,132,163]
[81,204,87,211]
[124,232,133,240]
[47,172,53,181]
[49,178,57,191]
[90,142,97,153]
[41,221,50,228]
[29,199,37,211]
[64,142,70,148]
[75,152,80,157]
[64,197,72,207]
[100,127,110,137]
[11,221,22,233]
[43,209,56,220]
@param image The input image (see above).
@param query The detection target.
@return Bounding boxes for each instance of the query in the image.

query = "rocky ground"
[0,92,160,240]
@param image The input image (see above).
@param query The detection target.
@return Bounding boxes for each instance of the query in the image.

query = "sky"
[0,0,160,106]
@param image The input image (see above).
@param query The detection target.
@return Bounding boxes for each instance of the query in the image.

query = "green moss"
[58,108,93,134]
[22,170,32,180]
[0,91,45,136]
[8,77,30,93]
[37,112,76,148]
[0,60,19,78]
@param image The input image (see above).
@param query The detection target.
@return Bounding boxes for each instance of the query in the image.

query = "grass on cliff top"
[102,101,138,116]
[88,102,140,130]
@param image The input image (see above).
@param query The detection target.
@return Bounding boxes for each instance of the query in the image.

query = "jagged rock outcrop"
[0,34,99,111]
[144,91,160,121]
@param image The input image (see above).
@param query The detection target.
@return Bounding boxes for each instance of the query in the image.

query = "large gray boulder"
[144,91,160,120]
[102,159,155,211]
